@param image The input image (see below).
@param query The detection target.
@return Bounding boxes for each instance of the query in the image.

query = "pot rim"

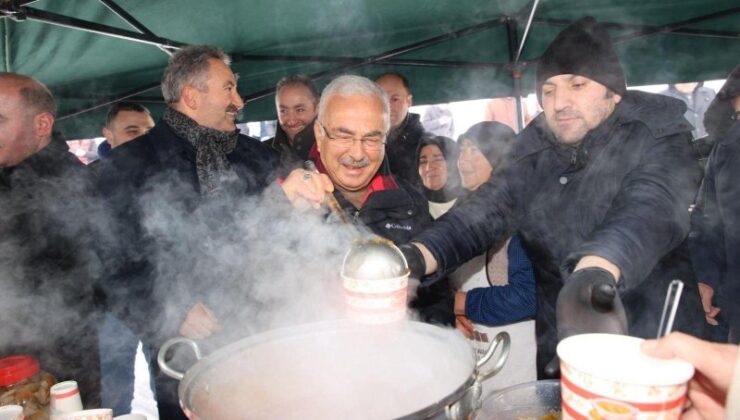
[176,319,479,419]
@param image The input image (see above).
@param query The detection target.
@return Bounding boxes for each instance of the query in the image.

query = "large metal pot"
[475,380,561,420]
[158,320,509,419]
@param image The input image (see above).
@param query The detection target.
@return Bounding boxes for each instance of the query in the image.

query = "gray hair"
[318,75,390,131]
[275,74,320,105]
[161,45,231,104]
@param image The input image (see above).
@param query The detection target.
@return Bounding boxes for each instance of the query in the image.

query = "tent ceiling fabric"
[1,0,738,138]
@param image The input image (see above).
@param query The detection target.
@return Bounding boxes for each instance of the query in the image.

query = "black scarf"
[423,182,465,204]
[163,107,239,195]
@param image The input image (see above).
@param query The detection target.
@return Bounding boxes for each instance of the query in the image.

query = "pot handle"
[475,331,510,382]
[157,337,203,381]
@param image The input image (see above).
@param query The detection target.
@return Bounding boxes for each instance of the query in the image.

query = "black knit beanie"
[536,16,626,102]
[458,121,516,169]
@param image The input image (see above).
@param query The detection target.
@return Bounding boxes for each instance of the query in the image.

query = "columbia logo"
[385,223,412,231]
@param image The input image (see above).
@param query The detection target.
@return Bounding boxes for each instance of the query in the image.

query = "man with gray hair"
[0,73,101,405]
[281,75,453,325]
[97,45,279,418]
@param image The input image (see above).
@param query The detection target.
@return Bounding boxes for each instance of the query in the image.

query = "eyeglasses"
[319,122,386,151]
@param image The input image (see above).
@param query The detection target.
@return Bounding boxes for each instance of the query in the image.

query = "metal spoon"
[656,279,684,338]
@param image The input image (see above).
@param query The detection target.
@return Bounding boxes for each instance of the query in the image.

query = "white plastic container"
[557,334,694,420]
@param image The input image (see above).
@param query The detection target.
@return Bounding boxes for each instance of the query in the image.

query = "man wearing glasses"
[280,75,453,325]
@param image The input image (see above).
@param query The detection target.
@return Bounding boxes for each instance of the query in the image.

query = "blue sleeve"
[464,235,537,325]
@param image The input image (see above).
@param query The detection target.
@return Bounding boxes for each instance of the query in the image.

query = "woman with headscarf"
[416,134,465,219]
[449,121,537,393]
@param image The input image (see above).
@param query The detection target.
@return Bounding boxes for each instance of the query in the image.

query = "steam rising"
[136,180,365,350]
[0,159,106,405]
[1,148,444,413]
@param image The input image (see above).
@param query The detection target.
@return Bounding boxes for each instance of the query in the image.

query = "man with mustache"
[97,45,279,418]
[395,17,708,379]
[281,75,453,325]
[267,75,320,166]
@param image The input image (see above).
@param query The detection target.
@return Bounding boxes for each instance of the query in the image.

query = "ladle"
[303,161,412,322]
[304,160,353,225]
[303,159,402,274]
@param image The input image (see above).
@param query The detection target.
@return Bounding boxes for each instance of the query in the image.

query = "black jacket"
[0,135,101,405]
[414,91,707,375]
[96,120,279,347]
[690,121,740,333]
[334,174,454,325]
[334,176,429,244]
[267,121,317,170]
[385,113,426,188]
[96,120,279,417]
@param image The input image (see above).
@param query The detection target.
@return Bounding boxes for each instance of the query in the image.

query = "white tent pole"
[3,19,10,72]
[515,0,540,63]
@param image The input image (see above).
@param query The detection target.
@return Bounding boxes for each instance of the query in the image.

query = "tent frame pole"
[531,8,740,41]
[11,5,514,69]
[2,17,10,72]
[59,16,510,117]
[25,1,737,120]
[505,19,524,133]
[230,53,509,69]
[57,82,161,121]
[17,7,186,49]
[97,0,174,56]
[242,17,509,102]
[613,6,740,42]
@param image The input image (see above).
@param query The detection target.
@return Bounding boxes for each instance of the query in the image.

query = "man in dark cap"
[393,17,708,378]
[689,66,740,344]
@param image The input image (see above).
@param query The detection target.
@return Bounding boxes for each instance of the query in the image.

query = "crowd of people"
[1,15,739,419]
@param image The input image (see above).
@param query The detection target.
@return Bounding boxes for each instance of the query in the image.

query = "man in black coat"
[267,74,320,168]
[97,46,280,418]
[374,72,427,188]
[0,73,101,405]
[92,101,156,415]
[689,66,740,343]
[398,17,708,378]
[280,75,453,325]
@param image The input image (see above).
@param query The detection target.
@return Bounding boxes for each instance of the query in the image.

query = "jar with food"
[0,355,57,420]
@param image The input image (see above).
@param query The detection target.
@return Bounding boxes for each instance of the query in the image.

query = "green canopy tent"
[1,0,738,138]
